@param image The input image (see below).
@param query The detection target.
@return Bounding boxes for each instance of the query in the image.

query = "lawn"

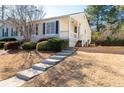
[0,50,54,81]
[22,46,124,87]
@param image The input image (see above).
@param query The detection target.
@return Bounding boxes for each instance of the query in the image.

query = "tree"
[85,5,107,32]
[85,5,118,32]
[8,5,45,41]
[0,5,9,26]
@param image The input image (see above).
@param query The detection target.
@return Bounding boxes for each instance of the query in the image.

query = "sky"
[44,5,87,18]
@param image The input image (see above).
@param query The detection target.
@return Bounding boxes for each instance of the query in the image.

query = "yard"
[0,49,54,81]
[21,46,124,87]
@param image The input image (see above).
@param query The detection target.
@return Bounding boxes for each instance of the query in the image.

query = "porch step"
[32,63,52,71]
[0,76,26,87]
[16,68,43,81]
[42,58,61,65]
[50,55,67,60]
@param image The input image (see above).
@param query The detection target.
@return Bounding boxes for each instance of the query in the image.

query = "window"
[74,26,77,33]
[20,26,23,36]
[36,24,38,35]
[2,28,8,37]
[15,27,18,36]
[46,21,58,34]
[46,22,51,34]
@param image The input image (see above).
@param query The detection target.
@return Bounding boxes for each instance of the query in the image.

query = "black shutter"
[56,21,59,34]
[43,23,45,35]
[2,28,4,37]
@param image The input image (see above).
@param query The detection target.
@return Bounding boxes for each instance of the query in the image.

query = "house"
[0,12,91,47]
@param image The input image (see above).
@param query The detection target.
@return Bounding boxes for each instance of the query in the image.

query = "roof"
[33,12,84,23]
[0,12,85,25]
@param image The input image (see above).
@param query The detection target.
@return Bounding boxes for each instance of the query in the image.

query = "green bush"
[36,41,48,51]
[22,42,37,50]
[36,38,68,52]
[0,38,17,42]
[0,42,5,49]
[4,41,20,50]
[47,38,68,52]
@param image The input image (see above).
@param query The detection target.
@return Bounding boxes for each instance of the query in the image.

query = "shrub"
[22,42,37,50]
[0,38,17,42]
[36,41,48,51]
[36,38,68,52]
[95,39,124,46]
[47,38,68,52]
[4,41,20,50]
[0,42,5,49]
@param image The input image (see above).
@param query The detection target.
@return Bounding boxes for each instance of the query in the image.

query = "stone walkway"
[0,48,75,87]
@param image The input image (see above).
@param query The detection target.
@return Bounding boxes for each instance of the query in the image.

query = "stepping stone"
[62,50,75,53]
[64,47,74,50]
[0,76,26,87]
[56,52,72,56]
[32,63,52,71]
[42,58,61,65]
[16,68,43,81]
[50,55,67,60]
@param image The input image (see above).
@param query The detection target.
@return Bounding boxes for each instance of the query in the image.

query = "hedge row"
[95,39,124,46]
[4,42,20,50]
[0,38,68,52]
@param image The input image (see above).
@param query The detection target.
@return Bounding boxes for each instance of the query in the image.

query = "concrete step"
[62,50,75,53]
[16,68,43,81]
[42,58,61,65]
[0,76,26,87]
[50,55,67,60]
[56,52,72,56]
[32,63,52,71]
[64,47,74,50]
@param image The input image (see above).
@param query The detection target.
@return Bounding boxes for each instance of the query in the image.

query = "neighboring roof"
[33,12,84,23]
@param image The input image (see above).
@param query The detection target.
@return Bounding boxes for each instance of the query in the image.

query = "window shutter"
[6,28,8,36]
[43,23,45,35]
[56,21,59,34]
[2,28,4,37]
[11,28,13,36]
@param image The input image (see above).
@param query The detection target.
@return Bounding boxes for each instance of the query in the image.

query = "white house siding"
[31,18,60,42]
[59,16,69,39]
[70,13,91,46]
[0,22,23,40]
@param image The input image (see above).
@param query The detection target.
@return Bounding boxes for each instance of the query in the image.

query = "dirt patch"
[0,50,54,80]
[22,47,124,87]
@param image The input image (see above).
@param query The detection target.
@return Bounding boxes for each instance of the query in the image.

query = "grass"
[22,46,124,87]
[0,50,54,80]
